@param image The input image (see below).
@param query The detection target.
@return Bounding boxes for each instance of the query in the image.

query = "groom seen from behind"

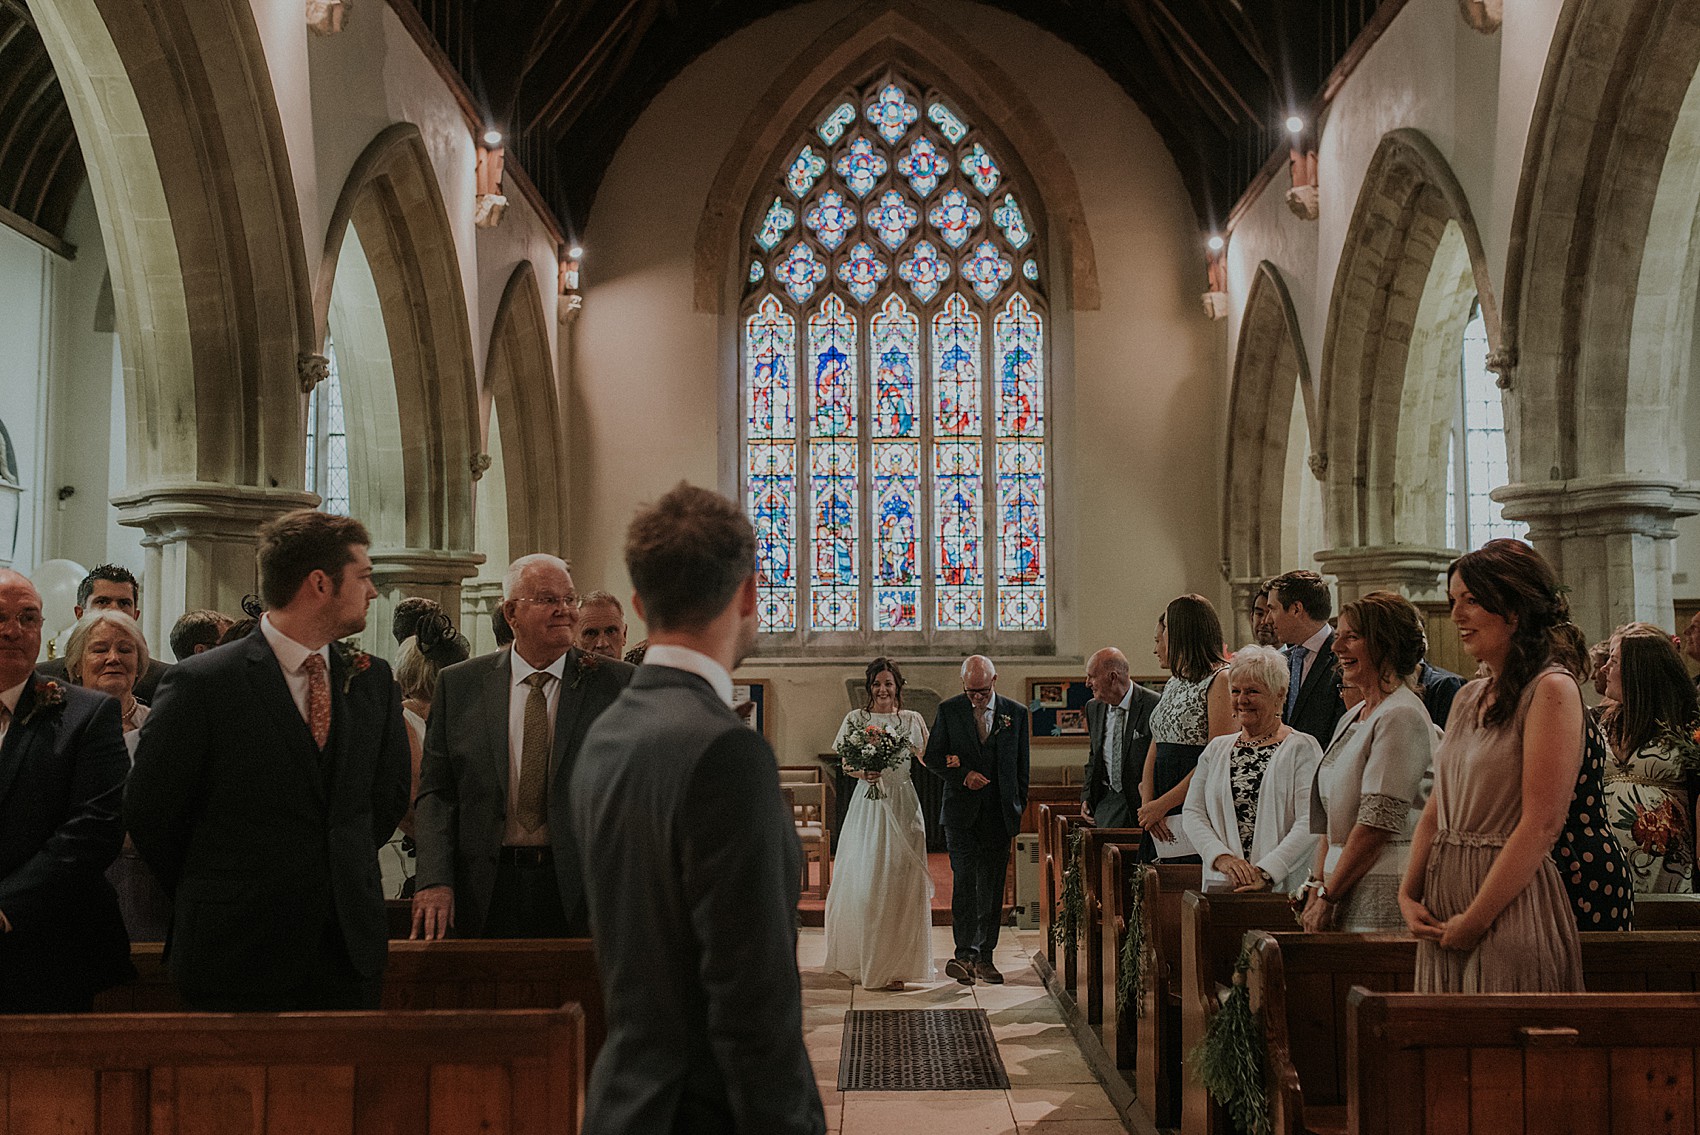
[920,655,1029,985]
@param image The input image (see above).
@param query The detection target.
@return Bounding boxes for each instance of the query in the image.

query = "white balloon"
[31,558,86,661]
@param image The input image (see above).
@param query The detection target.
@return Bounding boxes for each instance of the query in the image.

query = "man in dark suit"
[127,510,409,1011]
[572,484,823,1135]
[1266,570,1345,747]
[39,564,171,702]
[1415,659,1466,728]
[411,553,632,940]
[0,569,132,1012]
[1081,647,1160,830]
[920,654,1030,986]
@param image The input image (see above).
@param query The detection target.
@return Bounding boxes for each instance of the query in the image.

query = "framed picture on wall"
[731,678,772,742]
[1025,675,1167,746]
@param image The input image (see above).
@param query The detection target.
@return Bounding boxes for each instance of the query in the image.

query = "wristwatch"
[1315,883,1341,905]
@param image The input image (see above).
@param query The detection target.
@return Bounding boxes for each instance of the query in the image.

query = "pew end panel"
[1076,827,1144,1026]
[1038,802,1085,969]
[1133,863,1201,1131]
[1053,812,1096,997]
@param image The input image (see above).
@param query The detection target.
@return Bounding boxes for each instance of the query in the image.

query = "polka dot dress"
[1554,715,1634,930]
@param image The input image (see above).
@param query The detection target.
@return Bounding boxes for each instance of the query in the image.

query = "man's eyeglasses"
[964,685,994,696]
[512,595,578,610]
[0,611,44,631]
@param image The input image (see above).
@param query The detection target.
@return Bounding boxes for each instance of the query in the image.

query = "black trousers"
[484,858,579,937]
[184,920,380,1012]
[946,806,1012,962]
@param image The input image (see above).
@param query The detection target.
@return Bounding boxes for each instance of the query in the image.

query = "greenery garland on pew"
[1190,946,1270,1135]
[1051,827,1086,953]
[1115,861,1150,1018]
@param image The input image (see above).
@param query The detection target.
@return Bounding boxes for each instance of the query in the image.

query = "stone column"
[1494,477,1700,640]
[460,577,505,655]
[1313,546,1457,605]
[368,547,486,659]
[112,483,321,651]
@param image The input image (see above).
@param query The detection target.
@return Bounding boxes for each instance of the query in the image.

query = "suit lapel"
[245,633,325,801]
[1293,635,1335,715]
[0,676,42,808]
[485,650,515,798]
[552,650,589,778]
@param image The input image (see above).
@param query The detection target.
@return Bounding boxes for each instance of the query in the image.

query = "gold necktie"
[303,654,331,749]
[516,672,551,833]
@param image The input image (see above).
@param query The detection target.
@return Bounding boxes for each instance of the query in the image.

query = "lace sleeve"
[1356,792,1411,832]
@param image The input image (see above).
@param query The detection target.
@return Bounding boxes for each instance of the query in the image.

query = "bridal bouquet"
[836,714,910,800]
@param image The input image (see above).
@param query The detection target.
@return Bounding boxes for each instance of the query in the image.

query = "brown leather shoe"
[944,958,975,985]
[974,961,1004,984]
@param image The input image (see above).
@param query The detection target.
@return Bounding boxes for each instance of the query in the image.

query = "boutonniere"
[998,713,1012,732]
[332,640,372,694]
[572,650,601,689]
[18,678,66,727]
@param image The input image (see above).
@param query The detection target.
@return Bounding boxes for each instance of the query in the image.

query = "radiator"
[1012,833,1042,930]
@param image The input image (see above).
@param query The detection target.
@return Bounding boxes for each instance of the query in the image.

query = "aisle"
[799,926,1127,1134]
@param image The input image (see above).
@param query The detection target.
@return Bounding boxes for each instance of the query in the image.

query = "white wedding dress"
[823,708,936,987]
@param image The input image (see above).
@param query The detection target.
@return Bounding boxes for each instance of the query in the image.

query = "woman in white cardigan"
[1183,644,1323,893]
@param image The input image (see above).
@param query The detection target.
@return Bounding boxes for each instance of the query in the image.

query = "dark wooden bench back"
[1052,811,1096,992]
[1038,801,1085,969]
[1077,826,1143,1023]
[1097,842,1142,1076]
[1133,863,1201,1129]
[1179,889,1298,1135]
[96,939,607,1063]
[0,1007,583,1134]
[1631,892,1700,930]
[1350,990,1700,1135]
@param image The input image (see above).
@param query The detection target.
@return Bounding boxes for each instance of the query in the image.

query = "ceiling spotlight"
[483,129,503,147]
[1285,115,1305,136]
[1207,235,1225,252]
[568,245,584,260]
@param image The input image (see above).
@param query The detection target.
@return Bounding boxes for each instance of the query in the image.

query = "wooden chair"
[783,783,833,898]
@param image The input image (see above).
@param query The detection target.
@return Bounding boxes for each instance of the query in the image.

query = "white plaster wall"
[573,0,1220,769]
[0,225,50,576]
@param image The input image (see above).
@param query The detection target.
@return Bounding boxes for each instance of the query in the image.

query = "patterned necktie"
[1285,645,1309,721]
[1108,705,1125,793]
[516,672,551,833]
[303,653,331,749]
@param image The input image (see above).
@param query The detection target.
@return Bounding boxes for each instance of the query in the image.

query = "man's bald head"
[0,569,44,689]
[1085,647,1132,705]
[961,655,997,709]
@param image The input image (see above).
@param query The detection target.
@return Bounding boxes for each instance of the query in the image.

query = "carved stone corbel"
[298,353,329,394]
[1457,0,1502,33]
[470,453,492,481]
[306,0,351,35]
[1307,452,1329,480]
[1486,346,1517,390]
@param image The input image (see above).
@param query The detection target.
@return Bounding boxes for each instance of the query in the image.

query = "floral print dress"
[1605,737,1696,894]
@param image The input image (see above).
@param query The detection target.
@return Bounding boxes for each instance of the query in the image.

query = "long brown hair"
[1448,539,1565,729]
[1164,594,1227,683]
[1602,623,1697,756]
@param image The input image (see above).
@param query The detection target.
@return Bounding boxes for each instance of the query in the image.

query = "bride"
[824,657,936,990]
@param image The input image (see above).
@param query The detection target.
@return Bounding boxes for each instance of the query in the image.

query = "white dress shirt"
[643,644,735,707]
[260,615,332,728]
[1106,682,1135,793]
[505,648,568,846]
[1293,624,1333,687]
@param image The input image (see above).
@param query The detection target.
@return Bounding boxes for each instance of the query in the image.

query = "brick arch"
[317,123,481,554]
[1222,261,1317,585]
[692,0,1098,314]
[1318,128,1498,550]
[30,0,311,489]
[1501,0,1700,485]
[485,264,567,561]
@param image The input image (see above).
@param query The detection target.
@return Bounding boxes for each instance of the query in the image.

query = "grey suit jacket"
[1083,684,1161,812]
[413,646,633,936]
[571,664,824,1135]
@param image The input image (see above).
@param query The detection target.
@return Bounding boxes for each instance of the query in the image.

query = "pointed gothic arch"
[693,1,1097,315]
[1317,128,1498,558]
[1222,261,1318,588]
[316,123,481,555]
[485,264,568,560]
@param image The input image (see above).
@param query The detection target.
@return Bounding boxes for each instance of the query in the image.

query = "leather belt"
[499,846,553,866]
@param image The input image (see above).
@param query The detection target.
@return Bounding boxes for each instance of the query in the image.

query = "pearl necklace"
[120,695,141,730]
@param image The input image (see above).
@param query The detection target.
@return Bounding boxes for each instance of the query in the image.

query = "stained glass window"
[306,332,350,516]
[741,72,1049,641]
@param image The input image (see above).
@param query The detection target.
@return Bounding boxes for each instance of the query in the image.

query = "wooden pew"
[1133,863,1201,1131]
[1178,888,1295,1135]
[1076,826,1144,1024]
[1248,930,1700,1135]
[1048,811,1094,991]
[0,1006,583,1134]
[1038,801,1084,970]
[1023,783,1084,834]
[1349,990,1700,1135]
[1097,842,1142,1080]
[1632,891,1700,929]
[95,939,608,1064]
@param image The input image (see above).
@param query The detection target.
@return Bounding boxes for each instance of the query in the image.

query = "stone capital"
[368,547,486,589]
[112,482,321,542]
[1493,476,1700,541]
[1314,545,1458,603]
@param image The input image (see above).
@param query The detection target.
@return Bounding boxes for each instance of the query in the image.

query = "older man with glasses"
[918,655,1030,985]
[412,554,634,939]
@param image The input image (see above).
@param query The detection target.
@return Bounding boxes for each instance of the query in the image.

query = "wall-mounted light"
[475,134,508,228]
[568,245,584,261]
[1286,115,1305,136]
[1206,235,1225,252]
[1202,235,1228,320]
[483,129,503,147]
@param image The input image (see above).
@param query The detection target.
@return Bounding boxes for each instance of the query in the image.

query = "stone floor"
[799,926,1127,1134]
